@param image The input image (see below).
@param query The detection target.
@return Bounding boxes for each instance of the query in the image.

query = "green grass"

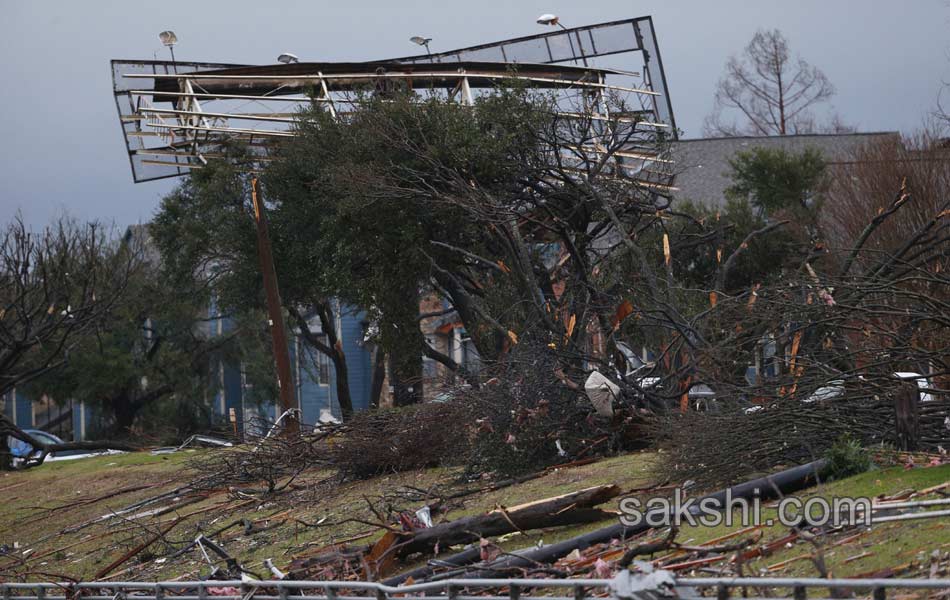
[0,451,658,580]
[673,464,950,577]
[0,450,946,582]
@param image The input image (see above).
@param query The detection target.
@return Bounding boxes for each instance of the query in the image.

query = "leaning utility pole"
[250,177,298,434]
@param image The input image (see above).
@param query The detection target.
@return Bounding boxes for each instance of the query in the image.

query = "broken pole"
[251,177,298,435]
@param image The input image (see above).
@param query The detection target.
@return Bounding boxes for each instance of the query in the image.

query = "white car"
[745,372,936,413]
[802,372,935,404]
[893,372,936,403]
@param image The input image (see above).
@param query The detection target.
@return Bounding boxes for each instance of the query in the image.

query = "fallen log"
[382,546,481,585]
[393,484,620,559]
[384,459,828,584]
[458,459,829,578]
[1,414,139,469]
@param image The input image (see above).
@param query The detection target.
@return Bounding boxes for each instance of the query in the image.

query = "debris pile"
[653,395,950,487]
[1,431,947,587]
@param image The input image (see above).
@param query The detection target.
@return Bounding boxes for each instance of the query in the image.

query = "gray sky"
[2,0,948,229]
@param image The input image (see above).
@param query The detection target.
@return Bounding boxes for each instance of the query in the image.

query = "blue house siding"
[296,341,336,423]
[15,390,32,428]
[3,389,35,429]
[340,307,372,411]
[293,304,373,424]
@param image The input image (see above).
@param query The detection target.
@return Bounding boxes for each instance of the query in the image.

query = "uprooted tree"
[654,134,949,485]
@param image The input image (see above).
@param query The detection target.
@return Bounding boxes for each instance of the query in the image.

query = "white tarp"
[585,370,620,417]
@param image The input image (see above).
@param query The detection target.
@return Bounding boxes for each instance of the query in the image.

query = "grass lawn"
[0,449,946,583]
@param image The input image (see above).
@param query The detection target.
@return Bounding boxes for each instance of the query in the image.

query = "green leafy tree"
[726,146,826,220]
[261,92,541,399]
[152,155,365,415]
[156,82,681,418]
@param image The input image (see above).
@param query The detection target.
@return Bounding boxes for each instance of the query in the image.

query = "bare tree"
[0,216,138,397]
[0,216,143,469]
[704,29,836,136]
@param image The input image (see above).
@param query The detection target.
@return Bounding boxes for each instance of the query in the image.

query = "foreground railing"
[2,574,948,600]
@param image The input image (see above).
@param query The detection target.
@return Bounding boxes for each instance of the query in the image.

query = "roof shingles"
[670,132,901,208]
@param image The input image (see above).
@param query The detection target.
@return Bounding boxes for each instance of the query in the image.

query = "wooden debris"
[844,551,872,563]
[94,517,182,579]
[392,484,621,558]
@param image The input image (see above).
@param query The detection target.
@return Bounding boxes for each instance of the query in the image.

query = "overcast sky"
[2,0,948,229]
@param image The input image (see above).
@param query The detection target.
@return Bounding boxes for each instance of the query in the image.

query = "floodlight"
[410,35,432,56]
[158,30,178,65]
[158,30,178,47]
[536,14,567,29]
[277,53,299,64]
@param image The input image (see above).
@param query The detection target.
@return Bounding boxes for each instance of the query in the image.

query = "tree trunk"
[331,342,354,419]
[0,439,12,471]
[369,346,386,408]
[894,382,920,451]
[289,304,355,420]
[390,355,423,407]
[110,392,138,436]
[107,383,175,437]
[393,485,621,558]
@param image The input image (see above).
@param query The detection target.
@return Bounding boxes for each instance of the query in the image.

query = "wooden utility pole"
[250,177,298,434]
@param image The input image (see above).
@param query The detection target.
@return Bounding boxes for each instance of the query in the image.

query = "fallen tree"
[393,484,621,558]
[651,393,950,488]
[383,459,829,584]
[0,413,138,469]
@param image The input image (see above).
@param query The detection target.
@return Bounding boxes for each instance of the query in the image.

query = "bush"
[823,435,872,480]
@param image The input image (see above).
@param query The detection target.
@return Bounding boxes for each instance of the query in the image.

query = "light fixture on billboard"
[410,36,433,56]
[158,30,178,62]
[536,14,567,30]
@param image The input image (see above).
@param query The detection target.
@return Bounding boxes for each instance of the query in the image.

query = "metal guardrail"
[2,574,949,600]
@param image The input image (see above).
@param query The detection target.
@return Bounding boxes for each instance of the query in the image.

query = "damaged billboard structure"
[110,16,677,184]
